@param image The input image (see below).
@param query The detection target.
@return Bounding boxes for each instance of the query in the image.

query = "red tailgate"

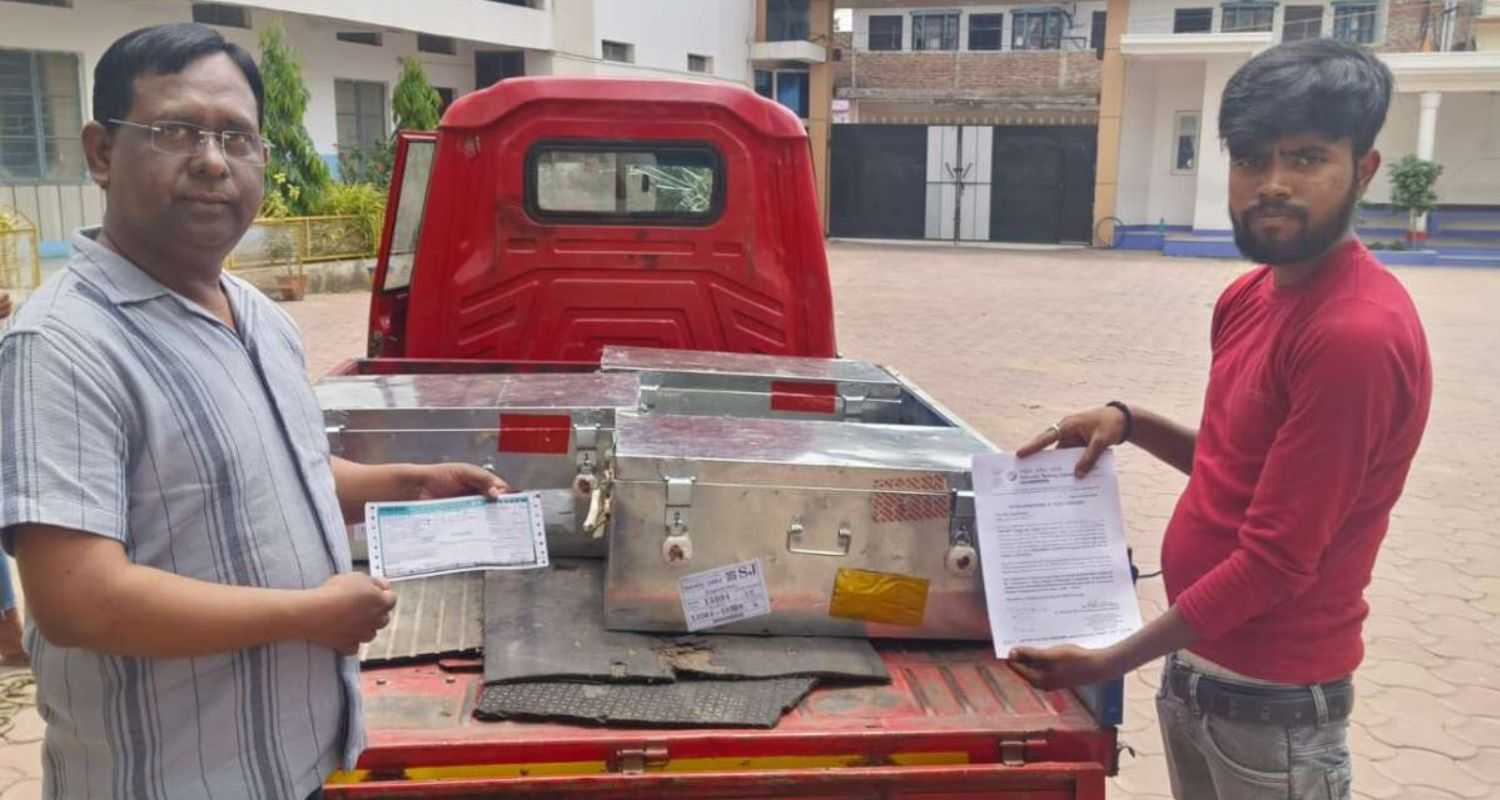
[329,644,1114,798]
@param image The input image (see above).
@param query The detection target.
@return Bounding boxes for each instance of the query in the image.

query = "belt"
[1166,660,1354,726]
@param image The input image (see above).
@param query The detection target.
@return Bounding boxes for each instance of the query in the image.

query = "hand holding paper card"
[972,450,1143,658]
[365,492,549,581]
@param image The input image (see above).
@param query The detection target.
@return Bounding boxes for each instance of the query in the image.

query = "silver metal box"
[316,350,1002,639]
[603,411,994,639]
[318,372,640,557]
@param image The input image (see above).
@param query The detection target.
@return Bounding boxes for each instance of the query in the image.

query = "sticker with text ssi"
[678,559,771,631]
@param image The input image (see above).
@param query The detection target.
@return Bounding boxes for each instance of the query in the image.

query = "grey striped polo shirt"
[0,231,362,800]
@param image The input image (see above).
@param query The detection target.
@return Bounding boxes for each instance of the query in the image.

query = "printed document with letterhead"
[973,449,1143,658]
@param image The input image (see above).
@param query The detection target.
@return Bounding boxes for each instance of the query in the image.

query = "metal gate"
[990,126,1097,244]
[828,125,928,240]
[829,124,1095,244]
[925,126,993,241]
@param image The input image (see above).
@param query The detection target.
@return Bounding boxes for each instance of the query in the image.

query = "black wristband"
[1107,401,1134,444]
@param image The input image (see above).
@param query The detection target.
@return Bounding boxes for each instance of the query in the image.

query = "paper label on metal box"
[828,568,929,627]
[679,559,772,631]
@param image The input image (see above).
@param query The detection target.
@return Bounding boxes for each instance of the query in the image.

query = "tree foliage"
[393,57,443,133]
[258,24,330,215]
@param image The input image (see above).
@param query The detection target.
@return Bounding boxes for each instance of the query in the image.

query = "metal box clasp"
[946,490,979,576]
[662,476,695,564]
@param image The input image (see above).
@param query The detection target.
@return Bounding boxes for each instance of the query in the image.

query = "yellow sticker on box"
[828,568,929,626]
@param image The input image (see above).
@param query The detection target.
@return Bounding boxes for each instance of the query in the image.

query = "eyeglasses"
[108,119,271,165]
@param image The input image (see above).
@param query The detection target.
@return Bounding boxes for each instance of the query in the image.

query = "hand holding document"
[972,450,1142,658]
[366,492,549,581]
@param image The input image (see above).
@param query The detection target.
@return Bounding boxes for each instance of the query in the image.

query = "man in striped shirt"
[0,24,506,800]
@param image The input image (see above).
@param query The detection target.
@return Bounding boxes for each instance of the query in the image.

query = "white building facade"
[1111,0,1500,237]
[0,0,756,252]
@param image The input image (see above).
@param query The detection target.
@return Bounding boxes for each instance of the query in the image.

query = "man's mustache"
[1246,203,1308,221]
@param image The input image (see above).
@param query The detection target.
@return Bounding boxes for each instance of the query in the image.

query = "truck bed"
[328,643,1115,798]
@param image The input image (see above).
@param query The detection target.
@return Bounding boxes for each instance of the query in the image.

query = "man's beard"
[1231,179,1359,267]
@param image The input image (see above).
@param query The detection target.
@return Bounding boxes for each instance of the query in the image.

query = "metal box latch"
[662,477,695,564]
[946,489,979,576]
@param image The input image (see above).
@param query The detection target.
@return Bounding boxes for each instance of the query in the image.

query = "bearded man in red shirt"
[1009,38,1432,800]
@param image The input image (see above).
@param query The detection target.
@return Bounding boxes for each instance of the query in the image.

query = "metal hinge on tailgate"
[612,744,670,774]
[998,735,1049,766]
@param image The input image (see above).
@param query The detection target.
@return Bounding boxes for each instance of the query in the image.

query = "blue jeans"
[0,554,15,612]
[1156,654,1353,800]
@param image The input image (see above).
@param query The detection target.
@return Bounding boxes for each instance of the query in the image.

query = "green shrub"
[316,182,387,253]
[337,140,393,188]
[1387,155,1443,237]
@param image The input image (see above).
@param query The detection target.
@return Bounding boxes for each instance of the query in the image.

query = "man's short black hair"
[1220,38,1392,158]
[94,23,264,128]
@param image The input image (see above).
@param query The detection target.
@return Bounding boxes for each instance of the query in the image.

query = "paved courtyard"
[2,242,1497,798]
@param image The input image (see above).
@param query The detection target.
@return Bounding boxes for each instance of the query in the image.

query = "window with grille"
[1012,10,1065,50]
[913,11,960,50]
[869,15,904,50]
[602,40,634,63]
[750,70,810,119]
[1334,3,1377,43]
[335,79,386,152]
[767,0,812,41]
[1173,8,1214,32]
[1283,5,1324,40]
[969,13,1004,50]
[1222,3,1274,32]
[192,3,249,28]
[0,47,84,182]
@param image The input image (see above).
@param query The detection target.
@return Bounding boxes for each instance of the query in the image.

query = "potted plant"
[265,225,307,301]
[276,261,308,302]
[1387,155,1443,244]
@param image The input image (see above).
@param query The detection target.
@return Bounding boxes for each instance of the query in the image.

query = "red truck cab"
[369,78,837,362]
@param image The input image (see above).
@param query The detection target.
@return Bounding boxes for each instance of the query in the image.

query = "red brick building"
[835,1,1108,125]
[827,1,1110,244]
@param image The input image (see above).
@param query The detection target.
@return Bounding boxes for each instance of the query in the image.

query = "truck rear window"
[526,142,722,224]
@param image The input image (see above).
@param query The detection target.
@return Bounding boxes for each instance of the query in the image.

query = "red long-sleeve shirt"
[1162,239,1432,684]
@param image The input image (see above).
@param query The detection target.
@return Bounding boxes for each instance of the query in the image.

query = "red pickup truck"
[322,77,1121,799]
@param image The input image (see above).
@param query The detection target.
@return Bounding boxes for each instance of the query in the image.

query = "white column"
[1191,56,1242,233]
[1414,91,1442,236]
[1417,91,1442,160]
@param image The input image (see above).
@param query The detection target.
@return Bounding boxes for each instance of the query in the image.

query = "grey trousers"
[1155,654,1353,800]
